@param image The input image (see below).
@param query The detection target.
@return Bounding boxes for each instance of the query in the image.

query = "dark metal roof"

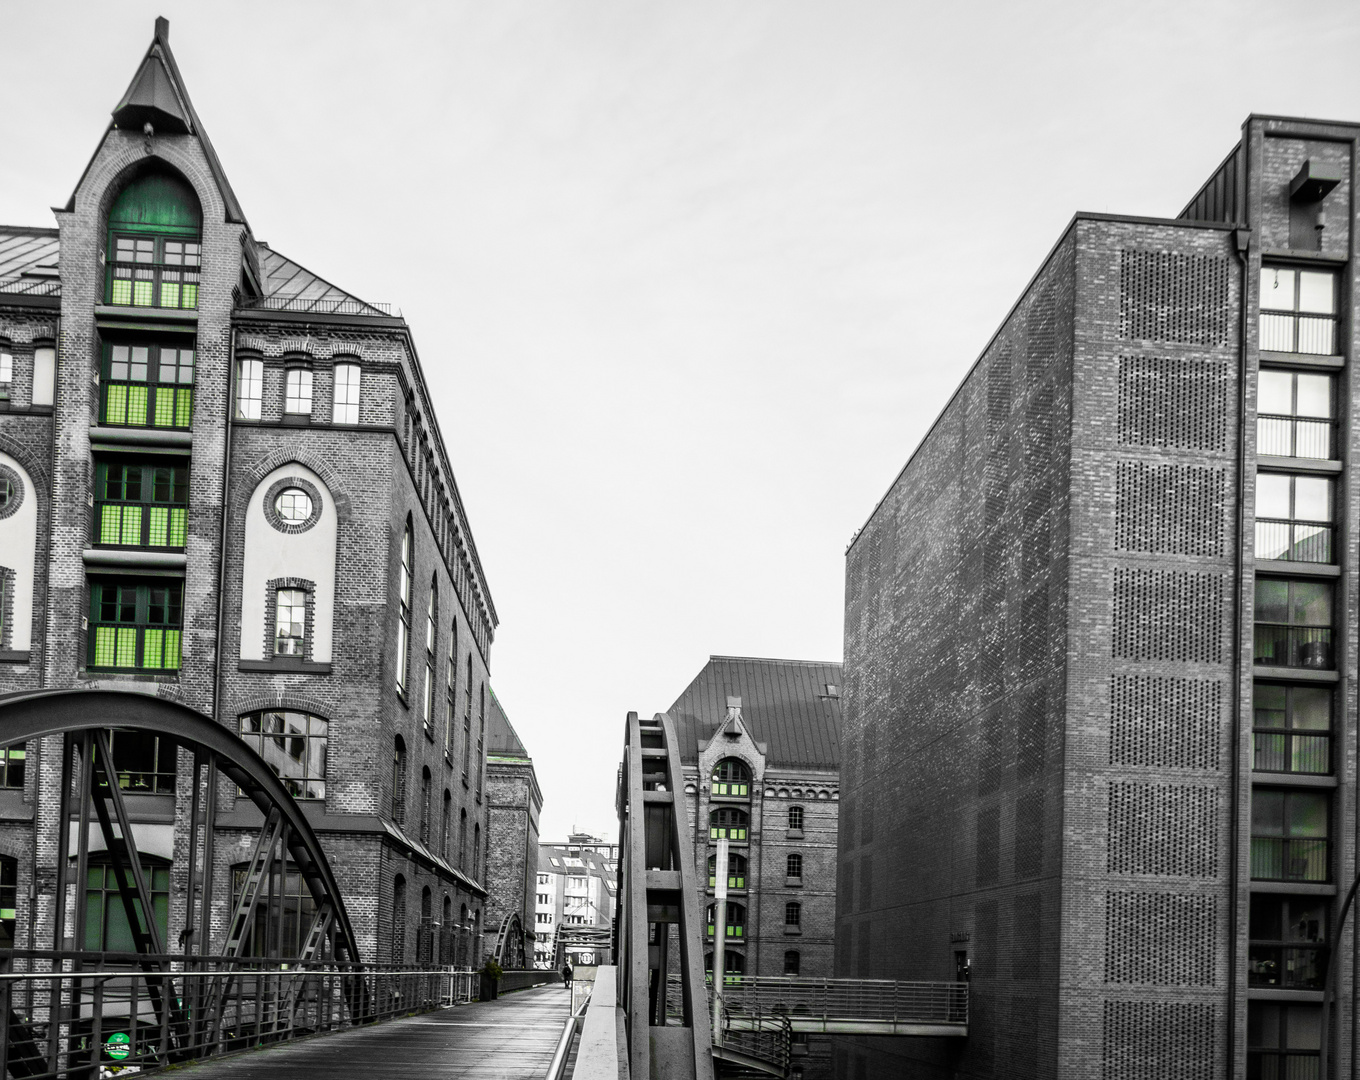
[487,688,529,758]
[668,656,843,770]
[0,227,61,297]
[244,243,392,317]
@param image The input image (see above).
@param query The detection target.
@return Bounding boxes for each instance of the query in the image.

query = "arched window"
[458,902,469,966]
[396,522,413,695]
[392,875,407,965]
[239,710,328,800]
[711,758,751,798]
[419,886,434,964]
[473,822,481,879]
[391,736,407,826]
[441,894,453,964]
[462,655,473,780]
[230,859,318,958]
[786,853,803,880]
[788,805,804,832]
[706,949,745,985]
[84,855,170,951]
[785,901,801,928]
[477,683,486,797]
[707,851,748,889]
[783,950,801,976]
[442,789,452,860]
[423,579,437,736]
[709,807,748,842]
[459,808,468,870]
[445,620,457,761]
[105,171,202,310]
[420,767,432,844]
[706,901,745,939]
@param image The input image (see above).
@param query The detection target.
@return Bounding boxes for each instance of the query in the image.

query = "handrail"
[544,984,592,1080]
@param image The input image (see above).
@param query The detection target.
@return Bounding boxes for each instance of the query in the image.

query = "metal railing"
[1255,520,1333,564]
[238,295,394,317]
[718,1006,790,1076]
[0,952,480,1078]
[1254,625,1333,670]
[1248,944,1327,991]
[716,976,969,1027]
[1251,837,1330,883]
[106,261,200,310]
[1261,312,1337,356]
[545,981,592,1080]
[1258,415,1333,460]
[1253,730,1331,775]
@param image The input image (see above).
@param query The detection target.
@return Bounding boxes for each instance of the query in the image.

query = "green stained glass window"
[95,461,188,550]
[89,580,183,672]
[102,344,192,429]
[84,860,170,951]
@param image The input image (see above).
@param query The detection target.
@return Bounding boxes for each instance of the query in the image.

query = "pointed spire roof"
[65,17,248,226]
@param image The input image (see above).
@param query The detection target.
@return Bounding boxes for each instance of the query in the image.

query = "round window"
[0,466,21,520]
[275,488,313,523]
[0,476,13,510]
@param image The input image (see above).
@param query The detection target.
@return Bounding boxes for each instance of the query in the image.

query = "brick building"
[483,689,541,965]
[534,834,618,968]
[670,655,842,1080]
[837,115,1359,1078]
[0,19,499,968]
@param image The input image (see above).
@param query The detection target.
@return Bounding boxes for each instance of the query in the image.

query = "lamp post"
[712,838,729,1047]
[1319,872,1360,1079]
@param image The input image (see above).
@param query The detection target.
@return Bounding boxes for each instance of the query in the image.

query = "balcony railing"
[1253,731,1330,775]
[1247,1050,1319,1079]
[1261,312,1338,355]
[1248,944,1327,990]
[103,381,193,429]
[95,502,188,550]
[90,624,182,672]
[1250,837,1329,882]
[1258,415,1333,459]
[1255,520,1333,564]
[1254,625,1333,669]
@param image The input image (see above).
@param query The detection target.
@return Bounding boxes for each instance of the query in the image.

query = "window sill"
[0,650,31,664]
[1247,988,1325,1003]
[1250,880,1335,895]
[1256,455,1342,475]
[424,725,435,742]
[1258,350,1344,370]
[1250,771,1336,788]
[783,926,802,936]
[1261,248,1348,266]
[281,413,312,426]
[785,876,803,888]
[84,549,187,573]
[94,304,198,325]
[238,659,332,674]
[79,669,179,683]
[1254,559,1339,578]
[89,425,192,449]
[1252,666,1338,684]
[787,829,804,840]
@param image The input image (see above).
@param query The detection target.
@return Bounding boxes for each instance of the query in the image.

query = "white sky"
[2,1,1357,841]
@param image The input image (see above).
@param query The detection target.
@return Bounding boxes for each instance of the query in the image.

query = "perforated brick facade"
[837,116,1360,1079]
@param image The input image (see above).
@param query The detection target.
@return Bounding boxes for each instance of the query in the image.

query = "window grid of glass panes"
[84,860,170,950]
[712,758,750,798]
[95,461,189,549]
[1251,789,1329,883]
[709,807,748,841]
[1259,266,1338,354]
[89,580,183,671]
[284,368,313,415]
[236,358,263,419]
[238,710,328,800]
[101,344,194,429]
[706,901,745,938]
[107,235,201,310]
[274,589,307,656]
[333,363,361,424]
[1257,369,1333,460]
[707,852,747,890]
[1253,579,1333,670]
[231,863,317,958]
[0,746,24,790]
[1255,472,1333,564]
[1253,684,1331,775]
[1248,895,1327,991]
[101,730,177,793]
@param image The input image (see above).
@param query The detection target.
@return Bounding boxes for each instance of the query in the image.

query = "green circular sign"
[105,1031,131,1060]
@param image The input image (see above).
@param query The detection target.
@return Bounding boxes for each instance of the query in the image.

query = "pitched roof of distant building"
[249,244,391,317]
[0,227,61,297]
[487,688,529,759]
[668,655,843,770]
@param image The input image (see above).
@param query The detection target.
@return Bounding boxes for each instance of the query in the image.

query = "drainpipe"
[211,326,236,731]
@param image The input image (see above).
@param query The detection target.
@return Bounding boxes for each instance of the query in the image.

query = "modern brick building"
[836,115,1358,1078]
[483,689,541,965]
[0,19,499,968]
[670,655,842,1080]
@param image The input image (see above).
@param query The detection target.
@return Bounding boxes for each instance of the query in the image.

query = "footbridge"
[575,710,968,1079]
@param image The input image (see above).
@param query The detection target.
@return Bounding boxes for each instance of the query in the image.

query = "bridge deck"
[170,984,571,1079]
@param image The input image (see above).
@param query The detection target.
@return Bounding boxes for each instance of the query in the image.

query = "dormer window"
[105,172,202,310]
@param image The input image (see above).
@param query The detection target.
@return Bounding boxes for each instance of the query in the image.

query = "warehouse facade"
[837,115,1358,1078]
[0,19,498,967]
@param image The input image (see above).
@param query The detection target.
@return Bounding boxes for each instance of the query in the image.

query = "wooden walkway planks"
[171,985,573,1079]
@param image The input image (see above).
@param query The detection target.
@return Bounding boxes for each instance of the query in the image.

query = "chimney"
[725,696,742,722]
[156,16,169,41]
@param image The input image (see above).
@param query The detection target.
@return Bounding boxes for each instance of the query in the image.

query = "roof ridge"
[707,655,843,667]
[0,225,60,237]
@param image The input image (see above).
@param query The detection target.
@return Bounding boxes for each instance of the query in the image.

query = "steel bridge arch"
[0,687,360,962]
[491,910,527,970]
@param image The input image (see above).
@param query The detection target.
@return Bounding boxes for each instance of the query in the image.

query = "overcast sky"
[2,1,1357,841]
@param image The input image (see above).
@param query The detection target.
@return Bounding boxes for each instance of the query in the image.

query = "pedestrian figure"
[562,962,573,990]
